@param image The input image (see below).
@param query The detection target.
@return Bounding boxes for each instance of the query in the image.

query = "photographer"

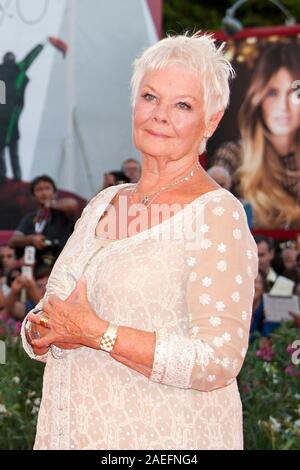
[2,263,52,321]
[2,267,39,320]
[10,175,77,266]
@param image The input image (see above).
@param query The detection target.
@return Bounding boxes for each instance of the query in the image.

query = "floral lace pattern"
[150,194,258,392]
[21,184,258,450]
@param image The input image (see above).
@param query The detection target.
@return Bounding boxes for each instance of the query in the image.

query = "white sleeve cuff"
[150,331,196,389]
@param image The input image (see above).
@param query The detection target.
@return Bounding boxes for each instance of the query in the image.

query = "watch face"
[100,326,118,352]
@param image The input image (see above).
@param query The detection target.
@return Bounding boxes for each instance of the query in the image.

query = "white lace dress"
[21,183,258,450]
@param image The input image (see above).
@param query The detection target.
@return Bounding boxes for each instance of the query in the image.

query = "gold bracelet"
[99,322,118,352]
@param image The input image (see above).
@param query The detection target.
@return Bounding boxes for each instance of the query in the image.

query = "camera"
[44,238,60,248]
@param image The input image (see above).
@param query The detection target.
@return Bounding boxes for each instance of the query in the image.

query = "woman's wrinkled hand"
[28,276,104,350]
[26,312,82,354]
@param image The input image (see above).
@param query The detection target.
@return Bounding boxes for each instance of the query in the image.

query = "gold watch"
[99,323,118,352]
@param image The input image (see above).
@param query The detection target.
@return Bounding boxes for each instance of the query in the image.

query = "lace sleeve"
[150,192,258,391]
[21,190,107,362]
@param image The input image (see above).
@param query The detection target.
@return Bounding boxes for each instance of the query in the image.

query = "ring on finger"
[40,315,50,328]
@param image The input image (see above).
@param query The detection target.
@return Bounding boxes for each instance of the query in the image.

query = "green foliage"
[0,334,44,450]
[239,323,300,450]
[0,322,299,449]
[163,0,300,34]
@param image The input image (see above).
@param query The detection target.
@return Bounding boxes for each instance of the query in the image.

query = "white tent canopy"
[0,0,159,198]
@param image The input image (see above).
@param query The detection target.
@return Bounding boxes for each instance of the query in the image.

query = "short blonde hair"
[131,32,235,124]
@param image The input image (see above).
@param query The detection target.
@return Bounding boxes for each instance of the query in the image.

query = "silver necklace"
[129,160,201,208]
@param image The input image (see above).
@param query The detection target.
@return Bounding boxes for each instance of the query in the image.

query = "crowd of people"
[0,174,77,331]
[250,235,300,338]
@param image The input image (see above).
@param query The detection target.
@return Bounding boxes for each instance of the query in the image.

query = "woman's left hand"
[28,277,105,350]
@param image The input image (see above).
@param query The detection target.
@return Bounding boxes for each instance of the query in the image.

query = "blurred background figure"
[101,170,130,190]
[33,263,52,300]
[121,158,141,183]
[250,270,268,339]
[281,247,300,283]
[0,38,67,185]
[0,244,18,295]
[249,236,300,338]
[0,244,17,277]
[207,165,232,190]
[0,46,44,182]
[255,235,295,294]
[3,267,39,320]
[208,164,253,227]
[9,175,78,266]
[1,262,52,326]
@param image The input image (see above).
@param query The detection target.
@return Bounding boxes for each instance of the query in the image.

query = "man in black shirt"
[0,45,45,183]
[10,175,78,266]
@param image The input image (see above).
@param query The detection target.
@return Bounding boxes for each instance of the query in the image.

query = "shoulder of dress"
[193,188,239,208]
[82,186,115,211]
[190,189,248,223]
[82,183,135,214]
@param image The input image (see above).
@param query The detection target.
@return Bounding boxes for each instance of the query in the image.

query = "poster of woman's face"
[208,33,300,230]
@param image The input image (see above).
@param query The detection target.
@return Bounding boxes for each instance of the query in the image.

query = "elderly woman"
[22,33,258,450]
